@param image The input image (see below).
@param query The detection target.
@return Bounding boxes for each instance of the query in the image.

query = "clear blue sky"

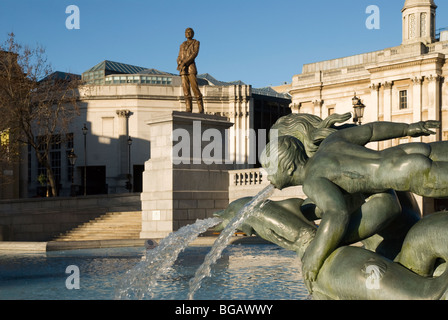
[1,0,448,88]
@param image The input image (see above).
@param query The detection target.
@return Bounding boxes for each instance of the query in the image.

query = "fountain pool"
[0,244,310,300]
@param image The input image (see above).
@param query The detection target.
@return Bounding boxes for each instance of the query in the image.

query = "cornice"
[290,77,370,95]
[366,55,445,73]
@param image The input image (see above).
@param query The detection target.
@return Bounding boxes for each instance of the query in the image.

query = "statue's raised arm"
[323,120,440,147]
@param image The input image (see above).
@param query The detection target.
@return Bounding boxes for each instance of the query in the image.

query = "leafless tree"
[0,33,81,197]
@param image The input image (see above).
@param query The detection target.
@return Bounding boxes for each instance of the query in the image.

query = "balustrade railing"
[229,168,268,187]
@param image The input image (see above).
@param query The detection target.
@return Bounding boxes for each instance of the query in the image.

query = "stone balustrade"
[228,168,305,203]
[231,168,268,187]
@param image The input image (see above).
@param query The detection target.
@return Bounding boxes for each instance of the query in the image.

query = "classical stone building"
[287,0,447,213]
[23,60,290,198]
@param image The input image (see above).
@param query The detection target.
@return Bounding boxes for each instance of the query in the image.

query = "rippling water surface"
[0,244,310,300]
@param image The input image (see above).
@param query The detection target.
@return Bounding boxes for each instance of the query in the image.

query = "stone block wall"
[140,111,233,239]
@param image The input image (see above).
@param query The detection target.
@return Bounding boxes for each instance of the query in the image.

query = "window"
[144,76,150,84]
[34,134,69,185]
[49,136,61,183]
[66,133,74,149]
[66,150,74,182]
[51,134,61,151]
[103,75,172,85]
[51,151,61,183]
[65,133,74,181]
[399,90,408,109]
[37,152,47,181]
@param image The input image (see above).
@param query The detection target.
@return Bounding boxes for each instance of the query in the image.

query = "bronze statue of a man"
[177,28,204,113]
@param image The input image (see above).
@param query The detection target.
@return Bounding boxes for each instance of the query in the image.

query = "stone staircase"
[54,211,142,241]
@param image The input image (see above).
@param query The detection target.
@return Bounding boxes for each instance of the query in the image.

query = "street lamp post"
[352,93,366,125]
[82,124,88,196]
[68,148,77,197]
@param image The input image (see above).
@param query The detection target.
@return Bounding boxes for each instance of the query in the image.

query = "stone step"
[59,230,141,235]
[90,217,141,223]
[86,219,141,224]
[56,235,141,241]
[58,229,141,235]
[54,211,142,241]
[59,227,141,237]
[56,233,142,241]
[69,221,141,226]
[71,220,141,228]
[62,227,141,234]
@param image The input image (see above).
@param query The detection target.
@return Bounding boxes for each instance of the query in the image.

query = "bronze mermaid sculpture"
[215,112,448,299]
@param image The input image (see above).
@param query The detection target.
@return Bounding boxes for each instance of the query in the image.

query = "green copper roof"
[139,68,177,76]
[83,60,147,74]
[198,73,245,86]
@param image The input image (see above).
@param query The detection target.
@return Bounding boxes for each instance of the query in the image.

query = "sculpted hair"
[270,112,352,157]
[261,135,308,174]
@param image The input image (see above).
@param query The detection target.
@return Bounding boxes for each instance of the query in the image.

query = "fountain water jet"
[187,184,274,300]
[115,184,274,300]
[115,216,222,300]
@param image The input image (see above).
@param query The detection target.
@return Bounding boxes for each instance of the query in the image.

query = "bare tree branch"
[0,32,81,196]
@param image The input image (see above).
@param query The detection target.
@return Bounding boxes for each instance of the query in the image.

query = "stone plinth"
[140,111,233,239]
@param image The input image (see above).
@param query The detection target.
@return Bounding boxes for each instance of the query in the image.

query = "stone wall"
[0,193,141,241]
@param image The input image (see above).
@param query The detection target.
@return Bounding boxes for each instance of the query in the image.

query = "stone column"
[242,98,249,166]
[290,102,301,114]
[427,74,441,141]
[369,83,380,121]
[116,109,131,192]
[248,94,256,166]
[369,83,381,150]
[313,100,323,118]
[241,85,253,168]
[227,110,237,165]
[383,81,393,148]
[383,81,393,121]
[229,86,241,166]
[230,85,252,168]
[412,76,423,142]
[140,111,233,239]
